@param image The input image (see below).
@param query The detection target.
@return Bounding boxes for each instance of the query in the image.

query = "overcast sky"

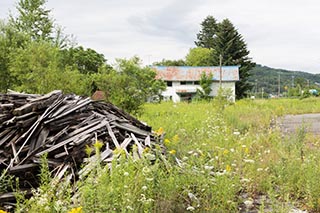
[1,0,320,73]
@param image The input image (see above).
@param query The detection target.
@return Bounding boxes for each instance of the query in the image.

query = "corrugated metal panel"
[153,66,239,81]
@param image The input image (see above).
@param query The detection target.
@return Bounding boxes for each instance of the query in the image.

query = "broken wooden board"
[0,91,162,207]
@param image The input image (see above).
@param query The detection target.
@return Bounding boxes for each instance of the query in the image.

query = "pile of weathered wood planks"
[0,90,159,205]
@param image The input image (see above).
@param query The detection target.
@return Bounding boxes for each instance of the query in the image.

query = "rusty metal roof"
[153,66,239,81]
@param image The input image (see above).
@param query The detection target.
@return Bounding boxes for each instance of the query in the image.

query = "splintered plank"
[106,122,120,148]
[9,163,38,173]
[35,120,108,157]
[0,130,17,147]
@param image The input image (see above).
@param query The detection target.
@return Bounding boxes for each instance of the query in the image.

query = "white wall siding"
[210,82,236,102]
[162,82,236,102]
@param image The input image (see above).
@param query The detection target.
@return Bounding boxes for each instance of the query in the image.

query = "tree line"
[0,0,165,114]
[154,16,255,99]
[0,0,255,114]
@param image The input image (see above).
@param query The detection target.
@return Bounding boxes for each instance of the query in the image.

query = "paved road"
[279,113,320,134]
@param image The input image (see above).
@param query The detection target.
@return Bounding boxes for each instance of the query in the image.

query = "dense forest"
[248,64,320,96]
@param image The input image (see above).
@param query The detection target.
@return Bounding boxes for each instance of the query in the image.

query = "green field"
[12,98,320,212]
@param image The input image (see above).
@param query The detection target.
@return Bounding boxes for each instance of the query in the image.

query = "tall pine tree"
[195,17,255,99]
[212,19,255,99]
[195,16,218,49]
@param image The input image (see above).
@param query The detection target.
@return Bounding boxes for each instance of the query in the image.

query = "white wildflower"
[233,131,240,135]
[126,206,134,210]
[182,156,189,161]
[243,159,255,163]
[204,165,214,170]
[257,168,263,172]
[146,177,154,182]
[240,178,251,183]
[142,186,148,191]
[215,170,226,176]
[142,167,151,174]
[230,148,235,152]
[186,206,195,211]
[124,172,129,176]
[244,199,254,208]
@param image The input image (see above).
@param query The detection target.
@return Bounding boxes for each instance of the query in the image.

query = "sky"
[1,0,320,73]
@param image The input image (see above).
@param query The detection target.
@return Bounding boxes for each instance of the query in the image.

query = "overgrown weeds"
[9,97,320,212]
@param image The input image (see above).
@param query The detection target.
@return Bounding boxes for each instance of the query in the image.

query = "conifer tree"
[195,16,218,49]
[195,16,255,99]
[212,19,255,98]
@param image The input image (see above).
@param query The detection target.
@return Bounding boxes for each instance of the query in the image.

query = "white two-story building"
[153,66,240,102]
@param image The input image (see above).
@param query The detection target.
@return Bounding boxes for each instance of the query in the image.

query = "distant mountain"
[248,64,320,95]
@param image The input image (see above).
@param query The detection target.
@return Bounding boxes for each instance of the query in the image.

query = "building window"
[166,81,172,86]
[180,81,186,85]
[194,81,200,85]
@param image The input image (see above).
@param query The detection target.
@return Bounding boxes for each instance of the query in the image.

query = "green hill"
[248,65,320,95]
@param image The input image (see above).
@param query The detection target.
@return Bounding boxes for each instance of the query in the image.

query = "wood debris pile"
[0,90,160,205]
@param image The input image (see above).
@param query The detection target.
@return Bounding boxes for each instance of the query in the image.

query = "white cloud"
[1,0,320,73]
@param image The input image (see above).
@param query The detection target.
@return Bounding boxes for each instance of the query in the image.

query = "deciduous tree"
[185,47,214,66]
[9,41,91,95]
[153,59,186,66]
[9,0,54,41]
[95,57,166,114]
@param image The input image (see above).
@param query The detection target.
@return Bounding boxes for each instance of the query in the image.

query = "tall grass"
[9,97,320,212]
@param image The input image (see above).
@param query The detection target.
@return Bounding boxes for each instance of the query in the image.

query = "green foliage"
[248,64,320,95]
[61,46,109,74]
[94,57,166,114]
[195,16,255,99]
[16,154,72,213]
[14,98,320,212]
[195,72,213,100]
[9,41,92,95]
[212,19,255,99]
[185,47,214,66]
[0,20,30,92]
[195,15,218,48]
[153,58,186,66]
[9,0,54,41]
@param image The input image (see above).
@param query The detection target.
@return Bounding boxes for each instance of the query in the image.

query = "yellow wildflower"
[0,210,9,213]
[164,138,171,146]
[68,207,83,213]
[226,165,232,172]
[169,149,176,155]
[172,134,179,143]
[223,149,229,155]
[155,127,164,136]
[143,147,150,153]
[245,147,249,154]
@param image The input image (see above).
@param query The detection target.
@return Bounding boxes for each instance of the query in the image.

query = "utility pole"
[262,87,264,99]
[255,79,258,96]
[219,54,222,88]
[292,76,295,88]
[278,73,281,97]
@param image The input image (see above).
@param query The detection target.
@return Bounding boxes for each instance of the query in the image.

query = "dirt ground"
[279,113,320,135]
